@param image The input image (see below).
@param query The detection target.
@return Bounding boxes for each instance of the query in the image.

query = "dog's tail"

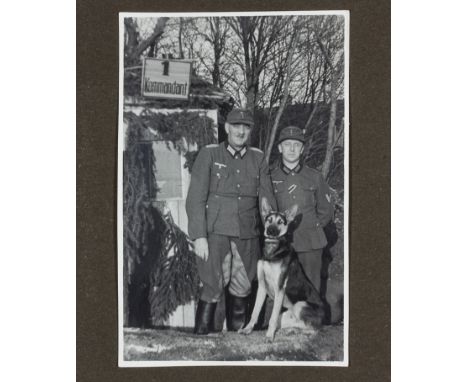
[293,301,325,328]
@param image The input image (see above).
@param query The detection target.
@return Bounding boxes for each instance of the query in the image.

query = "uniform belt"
[212,192,257,199]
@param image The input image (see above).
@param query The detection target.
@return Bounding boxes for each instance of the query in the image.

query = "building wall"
[123,106,218,328]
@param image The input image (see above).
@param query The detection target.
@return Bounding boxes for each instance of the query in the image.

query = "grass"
[124,324,344,362]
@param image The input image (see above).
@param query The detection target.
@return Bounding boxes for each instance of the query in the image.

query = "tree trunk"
[212,44,221,87]
[245,86,256,112]
[124,18,140,66]
[315,37,338,180]
[264,30,299,163]
[178,18,185,59]
[303,75,326,133]
[321,70,337,180]
[211,18,222,88]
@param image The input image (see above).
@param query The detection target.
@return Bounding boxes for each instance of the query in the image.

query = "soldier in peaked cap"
[271,126,335,316]
[186,108,277,334]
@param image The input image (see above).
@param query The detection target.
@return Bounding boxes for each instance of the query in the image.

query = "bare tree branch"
[264,27,300,162]
[130,17,169,62]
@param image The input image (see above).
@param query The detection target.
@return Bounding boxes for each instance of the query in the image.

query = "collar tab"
[226,142,247,158]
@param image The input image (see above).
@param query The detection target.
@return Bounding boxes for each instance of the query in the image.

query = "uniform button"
[236,169,240,173]
[292,196,296,199]
[291,173,295,176]
[238,197,242,200]
[237,184,240,188]
[215,195,219,198]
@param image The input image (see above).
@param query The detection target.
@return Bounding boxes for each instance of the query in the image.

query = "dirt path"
[124,325,343,362]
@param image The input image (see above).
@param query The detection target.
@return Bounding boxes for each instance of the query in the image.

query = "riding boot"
[226,294,249,331]
[194,300,217,335]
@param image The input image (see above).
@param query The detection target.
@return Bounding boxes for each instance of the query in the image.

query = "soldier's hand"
[194,238,209,261]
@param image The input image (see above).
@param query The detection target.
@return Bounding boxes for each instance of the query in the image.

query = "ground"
[124,324,343,362]
[124,204,345,363]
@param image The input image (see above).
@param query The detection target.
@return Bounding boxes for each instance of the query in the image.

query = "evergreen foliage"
[149,206,200,325]
[124,109,217,172]
[123,108,217,326]
[123,121,164,326]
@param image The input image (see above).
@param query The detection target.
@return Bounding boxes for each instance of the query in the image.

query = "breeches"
[196,234,260,302]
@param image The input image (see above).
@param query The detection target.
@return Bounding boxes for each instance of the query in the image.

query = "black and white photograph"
[118,11,349,366]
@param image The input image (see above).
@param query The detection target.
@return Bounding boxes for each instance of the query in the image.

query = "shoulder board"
[270,163,280,172]
[204,144,219,148]
[305,165,322,175]
[248,147,263,154]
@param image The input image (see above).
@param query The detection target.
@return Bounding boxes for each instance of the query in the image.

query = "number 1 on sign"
[162,61,169,75]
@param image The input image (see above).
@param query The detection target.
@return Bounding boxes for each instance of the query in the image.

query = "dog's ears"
[284,204,298,223]
[261,197,273,218]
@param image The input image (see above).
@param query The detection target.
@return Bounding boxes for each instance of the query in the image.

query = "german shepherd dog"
[238,197,326,340]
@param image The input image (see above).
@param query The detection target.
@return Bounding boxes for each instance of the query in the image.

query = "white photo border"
[117,9,349,367]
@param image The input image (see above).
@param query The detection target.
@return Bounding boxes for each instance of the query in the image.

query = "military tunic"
[271,162,333,251]
[186,142,277,301]
[271,162,334,291]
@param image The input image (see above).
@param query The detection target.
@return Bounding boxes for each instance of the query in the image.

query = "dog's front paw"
[238,325,254,335]
[266,329,276,341]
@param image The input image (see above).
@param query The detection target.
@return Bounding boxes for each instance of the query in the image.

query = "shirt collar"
[281,161,302,175]
[225,141,247,158]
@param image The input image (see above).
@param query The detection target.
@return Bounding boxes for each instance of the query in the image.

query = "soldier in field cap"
[271,125,335,320]
[186,108,277,334]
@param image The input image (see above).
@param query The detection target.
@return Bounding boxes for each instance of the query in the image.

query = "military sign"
[141,58,192,99]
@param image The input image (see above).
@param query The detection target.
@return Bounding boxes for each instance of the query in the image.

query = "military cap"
[226,108,254,126]
[278,126,305,143]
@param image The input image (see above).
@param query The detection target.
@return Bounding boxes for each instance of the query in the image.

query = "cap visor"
[228,119,254,126]
[278,137,305,144]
